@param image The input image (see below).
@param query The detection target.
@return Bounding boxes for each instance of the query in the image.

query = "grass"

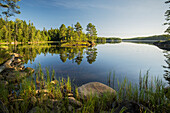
[108,71,169,113]
[0,65,169,113]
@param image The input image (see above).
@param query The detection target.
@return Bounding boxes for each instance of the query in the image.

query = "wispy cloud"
[37,0,113,10]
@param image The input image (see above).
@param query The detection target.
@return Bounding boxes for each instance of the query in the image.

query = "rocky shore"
[153,40,170,51]
[0,53,34,85]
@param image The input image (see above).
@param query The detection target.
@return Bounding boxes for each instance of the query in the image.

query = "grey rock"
[78,82,116,100]
[31,96,37,105]
[67,97,82,107]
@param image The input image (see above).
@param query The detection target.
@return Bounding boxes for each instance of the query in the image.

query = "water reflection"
[163,51,170,84]
[0,42,170,85]
[1,44,98,65]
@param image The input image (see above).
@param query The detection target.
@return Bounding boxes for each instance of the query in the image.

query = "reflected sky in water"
[24,42,168,86]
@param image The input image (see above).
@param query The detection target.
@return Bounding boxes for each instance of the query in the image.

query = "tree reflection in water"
[163,51,170,84]
[2,44,98,65]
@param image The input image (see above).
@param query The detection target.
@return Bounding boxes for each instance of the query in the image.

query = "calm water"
[22,42,169,86]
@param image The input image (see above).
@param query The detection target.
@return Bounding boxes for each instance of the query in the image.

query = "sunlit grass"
[0,65,169,113]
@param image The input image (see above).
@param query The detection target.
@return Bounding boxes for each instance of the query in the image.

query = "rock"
[67,97,82,107]
[114,101,151,113]
[31,96,37,105]
[49,99,60,106]
[14,58,21,64]
[1,81,8,86]
[36,89,49,94]
[0,100,9,113]
[11,53,22,58]
[78,82,116,100]
[19,64,25,69]
[50,80,57,85]
[11,99,24,102]
[25,67,34,73]
[67,93,74,97]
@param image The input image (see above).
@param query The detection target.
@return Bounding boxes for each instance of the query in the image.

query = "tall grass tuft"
[114,71,169,113]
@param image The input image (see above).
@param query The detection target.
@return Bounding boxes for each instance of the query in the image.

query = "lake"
[13,42,168,87]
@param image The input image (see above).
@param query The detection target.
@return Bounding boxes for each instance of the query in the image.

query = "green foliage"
[0,18,49,43]
[0,18,98,43]
[74,22,83,37]
[0,64,169,112]
[59,24,67,40]
[114,72,169,113]
[165,1,170,34]
[48,22,97,42]
[0,0,21,18]
[86,23,97,41]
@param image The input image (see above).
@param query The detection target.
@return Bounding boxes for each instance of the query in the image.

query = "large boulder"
[78,82,116,100]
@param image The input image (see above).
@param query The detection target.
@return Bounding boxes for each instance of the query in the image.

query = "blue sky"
[11,0,168,38]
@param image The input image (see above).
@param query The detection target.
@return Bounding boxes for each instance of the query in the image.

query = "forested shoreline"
[0,18,97,43]
[124,34,170,40]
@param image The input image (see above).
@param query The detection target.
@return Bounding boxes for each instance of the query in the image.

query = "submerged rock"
[78,82,116,100]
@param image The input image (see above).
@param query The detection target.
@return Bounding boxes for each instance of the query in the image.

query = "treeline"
[49,22,97,42]
[124,35,170,40]
[96,37,122,43]
[0,18,49,43]
[0,18,97,43]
